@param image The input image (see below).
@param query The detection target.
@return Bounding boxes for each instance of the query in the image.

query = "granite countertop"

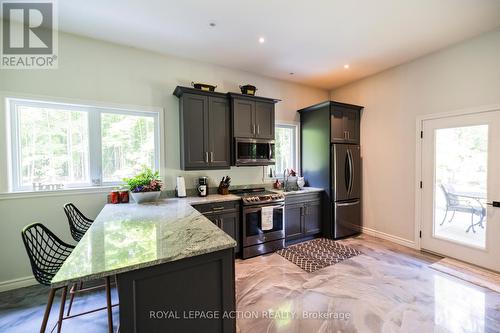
[51,197,237,287]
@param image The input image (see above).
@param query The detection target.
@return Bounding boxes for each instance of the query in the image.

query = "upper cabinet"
[229,93,278,140]
[330,103,362,144]
[174,87,230,170]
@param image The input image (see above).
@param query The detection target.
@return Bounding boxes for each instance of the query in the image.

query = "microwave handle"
[269,143,273,159]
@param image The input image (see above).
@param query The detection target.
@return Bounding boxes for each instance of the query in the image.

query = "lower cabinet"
[192,201,240,254]
[285,192,322,241]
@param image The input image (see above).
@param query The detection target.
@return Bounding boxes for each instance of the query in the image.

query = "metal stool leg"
[66,283,78,316]
[56,286,68,333]
[40,288,56,333]
[105,276,113,333]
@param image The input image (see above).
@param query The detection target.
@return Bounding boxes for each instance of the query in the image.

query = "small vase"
[130,191,161,204]
[297,177,305,189]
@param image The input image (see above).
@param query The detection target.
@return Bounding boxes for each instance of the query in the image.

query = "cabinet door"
[285,203,303,240]
[343,109,360,143]
[304,200,321,235]
[330,109,345,143]
[181,93,209,169]
[233,99,255,138]
[219,211,240,254]
[208,97,230,168]
[255,101,275,139]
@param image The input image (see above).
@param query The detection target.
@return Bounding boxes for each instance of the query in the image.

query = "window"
[267,123,298,178]
[8,98,160,192]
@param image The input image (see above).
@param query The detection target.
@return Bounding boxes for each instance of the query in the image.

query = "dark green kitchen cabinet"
[285,192,323,241]
[174,86,230,170]
[285,203,303,240]
[331,105,360,144]
[229,93,278,139]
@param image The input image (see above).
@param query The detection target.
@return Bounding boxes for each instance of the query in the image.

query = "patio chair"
[440,184,485,233]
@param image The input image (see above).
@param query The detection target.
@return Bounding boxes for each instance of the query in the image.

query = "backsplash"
[161,183,275,198]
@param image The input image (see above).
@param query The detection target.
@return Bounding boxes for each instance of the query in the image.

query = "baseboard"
[361,226,417,249]
[0,275,37,293]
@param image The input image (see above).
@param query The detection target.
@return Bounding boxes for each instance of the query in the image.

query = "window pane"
[17,105,90,187]
[101,113,156,182]
[275,126,296,175]
[434,125,487,248]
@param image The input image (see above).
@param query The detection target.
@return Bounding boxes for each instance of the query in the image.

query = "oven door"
[235,138,275,166]
[242,202,284,247]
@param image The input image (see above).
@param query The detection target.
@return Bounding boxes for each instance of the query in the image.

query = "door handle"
[486,201,500,207]
[336,200,360,207]
[348,149,354,195]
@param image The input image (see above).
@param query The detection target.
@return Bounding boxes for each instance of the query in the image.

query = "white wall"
[0,31,327,288]
[330,28,500,244]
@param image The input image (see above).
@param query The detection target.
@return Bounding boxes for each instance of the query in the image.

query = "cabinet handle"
[217,219,221,228]
[212,206,225,211]
[257,124,260,134]
[252,124,256,134]
[205,152,209,163]
[347,131,351,140]
[210,152,214,163]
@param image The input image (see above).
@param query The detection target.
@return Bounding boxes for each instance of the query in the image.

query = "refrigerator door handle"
[336,200,360,207]
[350,148,354,195]
[344,150,350,193]
[347,149,353,195]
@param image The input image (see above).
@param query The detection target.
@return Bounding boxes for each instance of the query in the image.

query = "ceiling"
[54,0,500,89]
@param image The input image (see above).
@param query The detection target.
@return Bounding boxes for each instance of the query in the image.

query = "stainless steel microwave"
[234,138,275,166]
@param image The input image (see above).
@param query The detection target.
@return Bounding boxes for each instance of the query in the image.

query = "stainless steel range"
[230,188,285,259]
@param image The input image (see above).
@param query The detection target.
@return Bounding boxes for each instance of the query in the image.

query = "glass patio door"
[421,111,500,272]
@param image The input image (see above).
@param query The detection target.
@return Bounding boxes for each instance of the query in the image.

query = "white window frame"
[268,121,300,179]
[8,98,160,192]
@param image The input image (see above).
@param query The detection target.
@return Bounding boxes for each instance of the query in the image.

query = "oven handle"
[243,203,284,212]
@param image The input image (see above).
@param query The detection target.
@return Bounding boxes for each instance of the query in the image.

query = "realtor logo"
[1,0,58,68]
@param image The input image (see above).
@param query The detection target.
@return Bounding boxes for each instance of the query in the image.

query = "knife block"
[218,187,229,195]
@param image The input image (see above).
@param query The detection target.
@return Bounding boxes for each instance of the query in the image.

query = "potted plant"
[123,167,164,204]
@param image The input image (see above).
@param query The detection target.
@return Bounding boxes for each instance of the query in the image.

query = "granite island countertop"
[51,197,238,287]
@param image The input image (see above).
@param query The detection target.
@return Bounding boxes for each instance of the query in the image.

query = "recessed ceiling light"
[258,37,265,44]
[344,64,350,69]
[209,22,216,27]
[289,72,295,75]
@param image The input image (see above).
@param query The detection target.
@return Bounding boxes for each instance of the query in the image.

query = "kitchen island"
[51,197,238,333]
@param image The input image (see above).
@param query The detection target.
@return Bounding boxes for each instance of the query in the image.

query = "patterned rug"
[276,238,362,273]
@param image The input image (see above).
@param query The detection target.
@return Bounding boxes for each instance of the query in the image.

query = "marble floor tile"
[235,235,500,333]
[1,235,499,332]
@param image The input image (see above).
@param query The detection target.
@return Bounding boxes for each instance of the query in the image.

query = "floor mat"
[276,238,361,273]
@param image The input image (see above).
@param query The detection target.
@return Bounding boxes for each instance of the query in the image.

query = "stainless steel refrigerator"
[332,144,361,238]
[299,100,363,240]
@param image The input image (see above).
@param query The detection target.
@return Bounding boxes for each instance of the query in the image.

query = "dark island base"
[117,248,235,333]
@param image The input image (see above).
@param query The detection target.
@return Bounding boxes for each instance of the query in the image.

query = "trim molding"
[361,226,417,249]
[0,275,37,292]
